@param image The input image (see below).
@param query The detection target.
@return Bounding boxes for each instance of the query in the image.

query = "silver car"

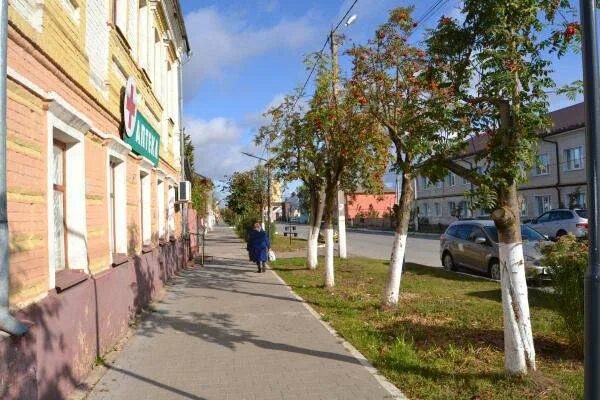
[527,209,588,240]
[440,220,551,280]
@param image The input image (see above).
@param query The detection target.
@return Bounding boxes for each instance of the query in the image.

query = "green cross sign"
[125,112,160,166]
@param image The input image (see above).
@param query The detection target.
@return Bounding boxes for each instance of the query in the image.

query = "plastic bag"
[268,249,277,262]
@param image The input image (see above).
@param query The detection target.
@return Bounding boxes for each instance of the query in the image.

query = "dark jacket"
[247,229,270,262]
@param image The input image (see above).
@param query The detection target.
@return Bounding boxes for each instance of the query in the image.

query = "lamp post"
[241,152,271,238]
[579,1,600,398]
[331,14,357,260]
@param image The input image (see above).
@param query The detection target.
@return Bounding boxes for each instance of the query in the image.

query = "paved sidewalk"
[86,226,397,400]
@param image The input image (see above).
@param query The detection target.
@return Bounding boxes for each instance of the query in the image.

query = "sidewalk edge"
[269,268,408,400]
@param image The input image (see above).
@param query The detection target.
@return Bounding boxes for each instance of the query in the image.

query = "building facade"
[2,1,190,398]
[415,103,587,226]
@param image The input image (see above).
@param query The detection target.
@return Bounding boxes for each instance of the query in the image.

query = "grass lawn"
[272,257,583,400]
[271,234,307,253]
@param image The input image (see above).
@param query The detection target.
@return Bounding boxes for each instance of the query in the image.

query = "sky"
[178,0,584,197]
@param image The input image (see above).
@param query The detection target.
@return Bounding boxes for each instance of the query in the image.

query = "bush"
[233,214,275,244]
[542,234,586,350]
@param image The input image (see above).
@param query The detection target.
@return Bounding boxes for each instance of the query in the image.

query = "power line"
[289,0,360,112]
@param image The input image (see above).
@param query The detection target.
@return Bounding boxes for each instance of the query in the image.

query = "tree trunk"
[383,171,414,307]
[492,183,536,375]
[307,186,325,270]
[337,189,347,259]
[324,183,337,288]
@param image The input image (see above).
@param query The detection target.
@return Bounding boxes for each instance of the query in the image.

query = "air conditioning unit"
[178,181,191,202]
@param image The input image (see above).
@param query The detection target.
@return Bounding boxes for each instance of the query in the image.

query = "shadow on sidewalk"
[105,365,207,400]
[135,310,362,366]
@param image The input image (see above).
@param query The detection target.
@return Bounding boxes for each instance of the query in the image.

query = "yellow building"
[1,1,190,398]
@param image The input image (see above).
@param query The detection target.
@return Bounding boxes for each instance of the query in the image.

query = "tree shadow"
[377,318,580,363]
[103,365,207,400]
[136,309,361,366]
[466,288,558,312]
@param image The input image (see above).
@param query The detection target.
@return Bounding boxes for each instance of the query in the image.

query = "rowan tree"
[426,0,575,375]
[256,92,327,269]
[307,47,390,287]
[348,7,459,307]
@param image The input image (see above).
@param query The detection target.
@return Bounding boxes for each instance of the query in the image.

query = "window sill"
[111,253,129,268]
[55,269,88,293]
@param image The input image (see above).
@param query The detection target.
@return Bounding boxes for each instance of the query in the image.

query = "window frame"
[563,146,584,171]
[534,153,550,176]
[52,140,68,271]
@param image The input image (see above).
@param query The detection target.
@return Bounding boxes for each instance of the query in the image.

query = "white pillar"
[337,190,347,259]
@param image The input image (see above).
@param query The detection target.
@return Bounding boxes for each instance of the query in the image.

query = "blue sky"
[179,0,583,193]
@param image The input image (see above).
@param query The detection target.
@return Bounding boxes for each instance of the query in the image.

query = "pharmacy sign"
[123,77,160,166]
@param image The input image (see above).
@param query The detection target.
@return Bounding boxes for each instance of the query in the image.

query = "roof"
[547,102,585,135]
[459,102,585,158]
[349,187,396,195]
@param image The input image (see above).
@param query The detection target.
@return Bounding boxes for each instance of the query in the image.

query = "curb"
[269,268,408,400]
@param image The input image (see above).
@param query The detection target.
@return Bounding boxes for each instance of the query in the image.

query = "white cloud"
[182,7,319,101]
[185,116,263,181]
[242,93,286,129]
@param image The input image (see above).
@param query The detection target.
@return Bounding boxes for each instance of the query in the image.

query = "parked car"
[318,221,339,243]
[527,209,588,240]
[440,220,552,280]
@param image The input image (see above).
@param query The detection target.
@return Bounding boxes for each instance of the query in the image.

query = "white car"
[527,209,588,240]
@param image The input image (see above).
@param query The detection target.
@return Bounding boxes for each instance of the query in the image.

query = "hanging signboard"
[123,77,160,166]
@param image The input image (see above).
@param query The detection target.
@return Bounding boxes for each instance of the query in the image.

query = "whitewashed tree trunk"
[382,171,413,308]
[307,225,320,270]
[499,241,536,374]
[383,232,407,306]
[306,185,325,270]
[337,190,347,259]
[325,227,335,287]
[492,184,536,375]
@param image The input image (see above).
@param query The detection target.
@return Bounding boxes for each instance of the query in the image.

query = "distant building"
[346,189,397,229]
[415,103,587,225]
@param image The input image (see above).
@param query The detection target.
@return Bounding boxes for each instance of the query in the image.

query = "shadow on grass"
[467,288,558,312]
[377,319,580,363]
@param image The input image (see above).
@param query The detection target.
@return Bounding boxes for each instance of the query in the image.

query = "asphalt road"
[276,223,442,268]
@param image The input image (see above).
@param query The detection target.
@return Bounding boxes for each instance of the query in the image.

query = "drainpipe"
[542,137,562,207]
[0,0,27,336]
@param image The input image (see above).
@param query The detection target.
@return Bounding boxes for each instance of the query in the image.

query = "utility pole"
[330,29,348,259]
[580,1,600,398]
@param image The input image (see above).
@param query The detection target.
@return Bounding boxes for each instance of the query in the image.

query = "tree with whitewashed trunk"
[348,7,460,307]
[426,0,577,375]
[255,93,327,270]
[308,45,390,288]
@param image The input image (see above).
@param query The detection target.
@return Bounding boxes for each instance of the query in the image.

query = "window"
[520,197,528,217]
[455,224,473,240]
[12,0,43,31]
[468,227,487,243]
[420,176,430,190]
[137,0,149,68]
[59,0,80,22]
[536,212,552,223]
[168,184,176,236]
[534,153,550,176]
[459,200,472,218]
[52,142,67,272]
[435,180,443,189]
[157,179,165,239]
[154,29,162,95]
[564,146,584,171]
[108,156,127,254]
[421,203,429,216]
[535,195,552,215]
[448,201,456,216]
[434,202,441,217]
[113,0,127,35]
[446,173,455,187]
[140,171,151,245]
[463,175,470,185]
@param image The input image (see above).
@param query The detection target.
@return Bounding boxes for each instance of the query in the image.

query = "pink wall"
[346,192,397,219]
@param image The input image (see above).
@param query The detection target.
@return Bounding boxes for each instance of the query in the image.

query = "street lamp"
[579,1,600,398]
[241,152,271,238]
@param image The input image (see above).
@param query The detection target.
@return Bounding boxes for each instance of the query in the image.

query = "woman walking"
[247,222,270,273]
